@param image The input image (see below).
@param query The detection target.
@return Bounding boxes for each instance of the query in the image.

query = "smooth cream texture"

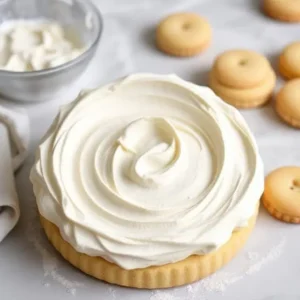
[31,74,264,270]
[0,20,84,72]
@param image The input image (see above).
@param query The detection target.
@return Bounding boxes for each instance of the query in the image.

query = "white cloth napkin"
[0,105,29,242]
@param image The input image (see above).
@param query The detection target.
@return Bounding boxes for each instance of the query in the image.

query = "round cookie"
[263,0,300,22]
[263,167,300,223]
[156,13,212,57]
[275,79,300,128]
[213,50,270,89]
[279,42,300,80]
[209,69,276,108]
[209,50,276,108]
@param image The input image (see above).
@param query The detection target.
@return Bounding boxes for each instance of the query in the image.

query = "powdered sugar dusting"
[108,286,117,299]
[43,282,50,288]
[200,272,244,293]
[26,203,84,295]
[185,237,286,297]
[150,291,180,300]
[247,251,259,261]
[245,238,285,275]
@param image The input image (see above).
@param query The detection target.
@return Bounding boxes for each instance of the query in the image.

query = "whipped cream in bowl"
[31,73,264,270]
[0,20,85,72]
[0,0,102,102]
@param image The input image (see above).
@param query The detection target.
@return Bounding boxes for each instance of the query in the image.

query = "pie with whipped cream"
[31,74,264,288]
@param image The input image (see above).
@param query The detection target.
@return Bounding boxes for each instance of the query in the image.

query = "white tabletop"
[2,0,300,299]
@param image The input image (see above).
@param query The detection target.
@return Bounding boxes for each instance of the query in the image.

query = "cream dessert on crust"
[31,73,264,288]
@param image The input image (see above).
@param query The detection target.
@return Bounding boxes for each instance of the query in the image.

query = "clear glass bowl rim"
[0,0,103,78]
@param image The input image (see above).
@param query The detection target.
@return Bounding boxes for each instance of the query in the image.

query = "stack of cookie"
[155,10,300,129]
[275,42,300,128]
[275,79,300,128]
[263,0,300,23]
[209,50,276,108]
[279,42,300,80]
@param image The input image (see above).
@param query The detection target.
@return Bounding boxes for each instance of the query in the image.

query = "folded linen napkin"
[0,105,29,242]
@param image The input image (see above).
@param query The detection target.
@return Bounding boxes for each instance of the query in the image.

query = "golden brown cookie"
[279,42,300,80]
[40,206,258,289]
[209,50,276,108]
[213,50,271,89]
[275,79,300,128]
[263,0,300,22]
[263,167,300,223]
[156,13,212,57]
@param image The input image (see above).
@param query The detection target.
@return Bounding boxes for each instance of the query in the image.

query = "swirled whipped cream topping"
[31,74,264,270]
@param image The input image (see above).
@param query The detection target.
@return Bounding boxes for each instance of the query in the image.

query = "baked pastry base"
[40,207,258,289]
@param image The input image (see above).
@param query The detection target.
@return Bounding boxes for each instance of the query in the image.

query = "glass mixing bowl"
[0,0,102,102]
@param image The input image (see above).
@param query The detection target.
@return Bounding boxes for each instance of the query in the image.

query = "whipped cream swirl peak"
[118,117,183,188]
[31,73,264,270]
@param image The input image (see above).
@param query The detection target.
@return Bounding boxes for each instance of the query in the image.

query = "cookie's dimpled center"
[294,179,300,187]
[182,22,192,30]
[290,179,300,191]
[239,59,248,66]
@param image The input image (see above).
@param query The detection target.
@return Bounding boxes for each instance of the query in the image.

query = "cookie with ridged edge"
[279,42,300,80]
[156,13,212,57]
[40,205,258,289]
[262,167,300,223]
[263,0,300,22]
[275,79,300,128]
[209,68,276,109]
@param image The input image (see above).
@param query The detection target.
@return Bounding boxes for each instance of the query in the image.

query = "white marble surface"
[1,0,300,299]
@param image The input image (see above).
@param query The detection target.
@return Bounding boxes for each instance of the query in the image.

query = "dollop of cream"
[118,117,183,188]
[0,20,84,72]
[30,74,264,270]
